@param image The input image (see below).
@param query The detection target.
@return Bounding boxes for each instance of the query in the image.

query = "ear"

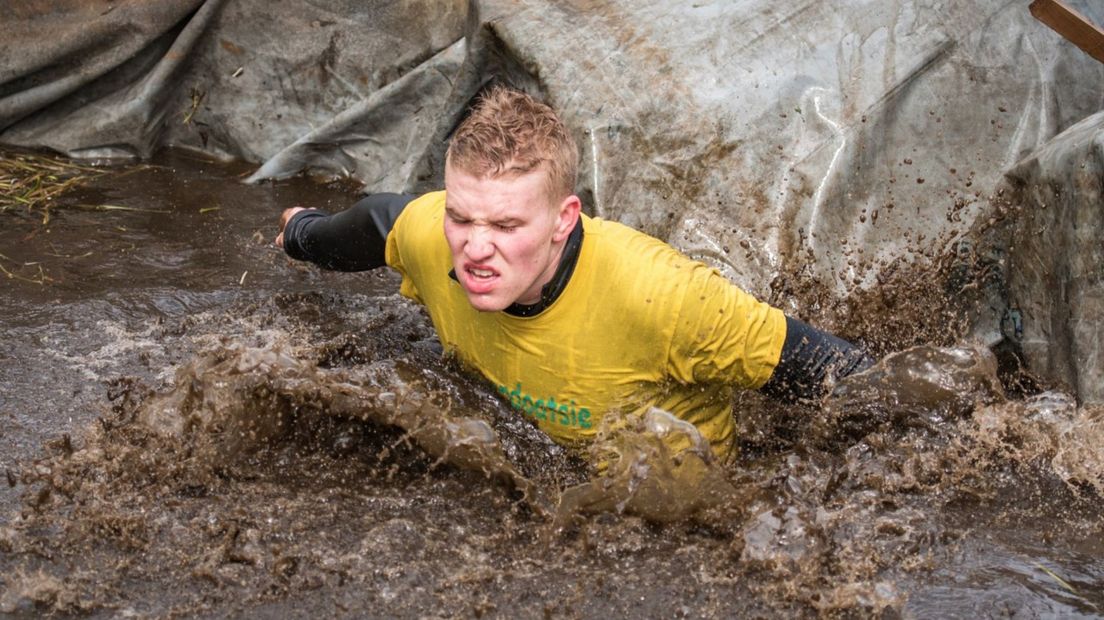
[551,194,581,243]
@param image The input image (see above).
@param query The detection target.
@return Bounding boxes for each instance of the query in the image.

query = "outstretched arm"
[275,193,415,271]
[666,264,872,403]
[758,316,873,403]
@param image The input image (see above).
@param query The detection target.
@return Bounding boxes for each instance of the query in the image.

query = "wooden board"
[1030,0,1104,64]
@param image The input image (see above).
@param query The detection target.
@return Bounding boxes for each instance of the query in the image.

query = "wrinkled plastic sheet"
[2,0,1103,402]
[998,112,1104,403]
[0,0,468,182]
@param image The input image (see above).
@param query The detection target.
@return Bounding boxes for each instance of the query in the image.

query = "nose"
[464,225,494,261]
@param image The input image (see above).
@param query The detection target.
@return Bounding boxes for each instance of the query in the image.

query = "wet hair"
[446,86,578,200]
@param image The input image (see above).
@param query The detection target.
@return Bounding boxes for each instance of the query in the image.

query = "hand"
[274,206,314,248]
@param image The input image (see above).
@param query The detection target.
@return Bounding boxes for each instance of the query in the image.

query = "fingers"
[275,206,311,248]
[279,206,307,228]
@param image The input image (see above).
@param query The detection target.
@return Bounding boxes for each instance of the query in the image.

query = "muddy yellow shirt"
[385,191,786,462]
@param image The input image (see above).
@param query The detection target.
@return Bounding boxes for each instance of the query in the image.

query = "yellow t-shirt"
[384,191,786,462]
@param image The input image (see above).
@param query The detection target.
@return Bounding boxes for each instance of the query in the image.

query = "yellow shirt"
[385,191,786,462]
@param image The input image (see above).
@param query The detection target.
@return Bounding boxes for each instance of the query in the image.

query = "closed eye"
[445,210,470,225]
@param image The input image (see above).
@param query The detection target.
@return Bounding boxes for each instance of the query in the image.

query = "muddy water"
[2,149,1102,617]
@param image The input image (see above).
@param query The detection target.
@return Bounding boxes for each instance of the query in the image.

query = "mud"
[2,149,1103,617]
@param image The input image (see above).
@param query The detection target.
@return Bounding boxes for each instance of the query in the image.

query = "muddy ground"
[1,149,1102,618]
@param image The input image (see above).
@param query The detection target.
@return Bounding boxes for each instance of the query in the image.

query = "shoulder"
[583,216,709,290]
[388,191,446,252]
[578,216,710,330]
[385,191,449,287]
[393,191,446,233]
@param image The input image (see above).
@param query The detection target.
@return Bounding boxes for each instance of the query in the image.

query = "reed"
[0,150,111,224]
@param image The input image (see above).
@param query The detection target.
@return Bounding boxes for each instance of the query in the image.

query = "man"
[275,86,870,463]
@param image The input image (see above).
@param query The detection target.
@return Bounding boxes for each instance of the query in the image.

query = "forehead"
[444,162,552,217]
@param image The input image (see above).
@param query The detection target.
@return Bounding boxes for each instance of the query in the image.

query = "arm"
[276,192,416,271]
[758,316,873,403]
[665,262,871,403]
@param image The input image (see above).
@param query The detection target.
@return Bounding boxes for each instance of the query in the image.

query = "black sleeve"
[758,315,874,403]
[282,192,416,272]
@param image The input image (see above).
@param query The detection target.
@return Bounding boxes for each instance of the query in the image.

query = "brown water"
[1,149,1102,617]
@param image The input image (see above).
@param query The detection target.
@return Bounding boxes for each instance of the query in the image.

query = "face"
[443,162,580,312]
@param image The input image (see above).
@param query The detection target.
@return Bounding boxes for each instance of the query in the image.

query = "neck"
[502,216,584,317]
[518,241,567,305]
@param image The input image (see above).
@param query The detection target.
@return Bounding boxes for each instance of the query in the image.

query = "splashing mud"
[556,408,739,526]
[816,345,1005,446]
[2,149,1102,617]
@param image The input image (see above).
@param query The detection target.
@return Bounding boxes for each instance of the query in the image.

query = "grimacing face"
[442,162,580,312]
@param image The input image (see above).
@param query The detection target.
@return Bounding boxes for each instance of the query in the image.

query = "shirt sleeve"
[384,191,450,304]
[667,265,787,389]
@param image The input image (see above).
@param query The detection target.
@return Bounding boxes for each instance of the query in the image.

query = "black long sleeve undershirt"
[758,316,874,403]
[282,192,415,271]
[281,194,872,402]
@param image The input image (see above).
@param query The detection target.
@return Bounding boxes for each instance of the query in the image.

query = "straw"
[0,150,126,223]
[1033,562,1077,595]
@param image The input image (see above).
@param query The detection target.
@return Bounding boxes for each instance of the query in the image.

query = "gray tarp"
[996,112,1104,403]
[2,0,1102,402]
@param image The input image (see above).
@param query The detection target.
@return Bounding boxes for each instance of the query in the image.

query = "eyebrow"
[445,208,523,226]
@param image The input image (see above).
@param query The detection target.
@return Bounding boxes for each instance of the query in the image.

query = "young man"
[275,86,870,462]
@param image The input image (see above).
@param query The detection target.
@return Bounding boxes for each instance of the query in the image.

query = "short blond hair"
[446,86,578,200]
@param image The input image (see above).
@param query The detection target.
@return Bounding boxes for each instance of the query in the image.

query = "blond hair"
[446,86,578,199]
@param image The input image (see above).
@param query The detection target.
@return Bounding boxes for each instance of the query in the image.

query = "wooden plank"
[1030,0,1104,64]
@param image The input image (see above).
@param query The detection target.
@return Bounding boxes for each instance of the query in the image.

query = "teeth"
[470,268,494,277]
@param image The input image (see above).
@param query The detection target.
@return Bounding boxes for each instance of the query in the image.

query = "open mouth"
[462,264,500,293]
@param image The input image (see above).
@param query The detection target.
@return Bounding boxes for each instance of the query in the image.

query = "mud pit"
[1,150,1102,617]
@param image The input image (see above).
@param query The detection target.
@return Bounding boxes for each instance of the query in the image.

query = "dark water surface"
[1,149,1102,617]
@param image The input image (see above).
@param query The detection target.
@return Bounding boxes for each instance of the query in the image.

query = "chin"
[464,293,511,313]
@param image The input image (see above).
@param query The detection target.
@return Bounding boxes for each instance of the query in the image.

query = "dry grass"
[1,150,168,225]
[0,250,53,285]
[0,149,113,225]
[0,149,161,285]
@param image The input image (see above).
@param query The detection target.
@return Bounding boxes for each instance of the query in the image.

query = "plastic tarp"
[994,112,1104,403]
[2,0,1103,402]
[0,0,467,181]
